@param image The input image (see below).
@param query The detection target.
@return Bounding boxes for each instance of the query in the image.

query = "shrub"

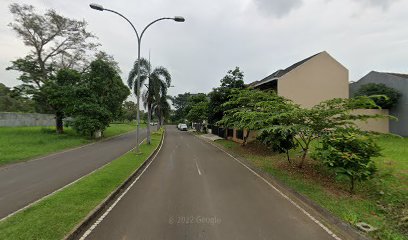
[354,83,401,109]
[312,128,381,193]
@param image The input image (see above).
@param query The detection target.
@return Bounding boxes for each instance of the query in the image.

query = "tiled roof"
[249,52,322,87]
[386,72,408,79]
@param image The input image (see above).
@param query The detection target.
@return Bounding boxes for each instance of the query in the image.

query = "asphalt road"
[0,130,145,219]
[84,127,336,240]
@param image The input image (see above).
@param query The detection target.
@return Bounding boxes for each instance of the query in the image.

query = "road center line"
[195,160,202,175]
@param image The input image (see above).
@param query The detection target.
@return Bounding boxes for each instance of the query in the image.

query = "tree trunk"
[286,149,291,164]
[55,112,64,134]
[350,176,355,194]
[299,148,308,168]
[147,104,151,144]
[242,130,250,146]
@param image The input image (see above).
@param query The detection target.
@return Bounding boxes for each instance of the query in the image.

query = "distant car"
[150,122,157,126]
[179,124,188,131]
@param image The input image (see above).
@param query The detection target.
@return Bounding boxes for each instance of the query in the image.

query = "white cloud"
[0,0,407,98]
[253,0,303,17]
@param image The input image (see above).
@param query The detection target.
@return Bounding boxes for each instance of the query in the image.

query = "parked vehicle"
[178,123,188,131]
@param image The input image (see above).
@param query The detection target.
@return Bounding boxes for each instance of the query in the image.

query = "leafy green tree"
[269,97,383,168]
[41,68,81,133]
[218,89,295,145]
[6,3,98,128]
[121,101,137,122]
[128,58,171,143]
[354,83,401,109]
[312,128,380,193]
[71,59,129,137]
[171,92,192,122]
[0,83,35,112]
[257,128,297,164]
[152,95,172,128]
[187,100,209,131]
[208,67,245,124]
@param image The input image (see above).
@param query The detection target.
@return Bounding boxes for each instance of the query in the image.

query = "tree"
[208,67,245,124]
[41,68,81,133]
[0,83,35,112]
[269,97,383,168]
[152,95,172,128]
[7,3,98,130]
[186,97,209,132]
[312,128,380,193]
[121,101,138,122]
[171,92,192,122]
[71,59,129,137]
[128,58,171,143]
[218,89,295,145]
[354,83,401,109]
[257,128,297,164]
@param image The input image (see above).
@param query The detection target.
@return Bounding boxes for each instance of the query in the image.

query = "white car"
[178,123,188,131]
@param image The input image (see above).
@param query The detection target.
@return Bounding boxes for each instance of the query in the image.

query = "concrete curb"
[197,135,370,240]
[64,130,165,240]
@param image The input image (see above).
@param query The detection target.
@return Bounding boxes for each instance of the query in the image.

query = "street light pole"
[90,3,185,152]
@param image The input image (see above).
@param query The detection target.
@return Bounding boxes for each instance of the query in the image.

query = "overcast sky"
[1,0,407,99]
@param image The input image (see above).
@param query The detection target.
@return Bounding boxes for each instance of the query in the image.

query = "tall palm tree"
[128,58,171,143]
[152,93,172,130]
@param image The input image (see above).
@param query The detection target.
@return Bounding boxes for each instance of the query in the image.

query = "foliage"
[128,58,171,141]
[312,128,380,193]
[70,59,129,137]
[171,92,192,122]
[257,128,297,164]
[218,89,295,145]
[41,68,81,133]
[0,83,35,112]
[120,101,138,122]
[208,67,245,124]
[187,101,209,123]
[6,3,98,129]
[354,83,401,109]
[267,96,383,167]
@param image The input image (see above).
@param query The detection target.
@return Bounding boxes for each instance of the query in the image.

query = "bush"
[354,83,401,109]
[258,127,297,164]
[312,128,381,193]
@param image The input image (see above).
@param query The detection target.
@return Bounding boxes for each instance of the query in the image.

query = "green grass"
[0,123,144,166]
[0,129,163,240]
[215,135,408,240]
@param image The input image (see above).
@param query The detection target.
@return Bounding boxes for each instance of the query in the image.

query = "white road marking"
[0,138,146,223]
[195,160,202,176]
[79,134,165,240]
[0,130,136,172]
[197,136,342,240]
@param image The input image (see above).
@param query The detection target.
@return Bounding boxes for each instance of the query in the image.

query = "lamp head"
[174,16,185,22]
[90,3,104,11]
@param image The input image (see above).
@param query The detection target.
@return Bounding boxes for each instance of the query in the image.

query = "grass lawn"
[0,123,143,166]
[0,129,163,240]
[216,135,407,240]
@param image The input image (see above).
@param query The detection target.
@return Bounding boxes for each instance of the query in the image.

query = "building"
[249,51,349,107]
[225,51,389,143]
[350,71,408,136]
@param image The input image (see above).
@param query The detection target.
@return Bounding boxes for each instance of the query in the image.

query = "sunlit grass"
[215,135,407,240]
[0,123,144,166]
[0,129,163,240]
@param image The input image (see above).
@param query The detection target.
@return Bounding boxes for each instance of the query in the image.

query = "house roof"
[249,52,322,88]
[385,72,408,79]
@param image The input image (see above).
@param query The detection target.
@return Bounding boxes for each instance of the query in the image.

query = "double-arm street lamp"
[90,3,185,153]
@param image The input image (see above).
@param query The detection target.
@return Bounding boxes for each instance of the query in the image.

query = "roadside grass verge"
[215,135,407,240]
[0,123,144,166]
[0,129,163,240]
